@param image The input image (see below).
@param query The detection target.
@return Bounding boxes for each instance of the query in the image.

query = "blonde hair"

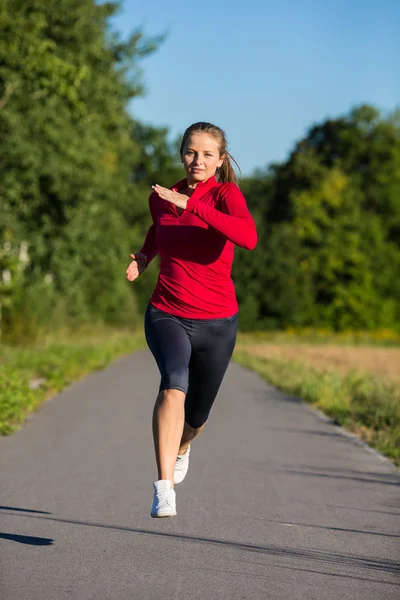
[180,122,241,184]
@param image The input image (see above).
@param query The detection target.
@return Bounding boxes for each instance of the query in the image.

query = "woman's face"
[181,133,225,184]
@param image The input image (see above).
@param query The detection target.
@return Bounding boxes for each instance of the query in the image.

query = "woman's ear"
[218,154,226,168]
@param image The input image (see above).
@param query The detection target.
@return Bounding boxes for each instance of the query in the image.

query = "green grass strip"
[0,329,146,435]
[234,351,400,466]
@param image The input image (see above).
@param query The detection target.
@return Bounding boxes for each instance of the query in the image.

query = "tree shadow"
[0,505,51,514]
[2,509,399,580]
[293,499,400,517]
[304,465,399,479]
[0,533,53,546]
[262,427,345,438]
[194,561,399,586]
[239,516,399,538]
[278,467,400,487]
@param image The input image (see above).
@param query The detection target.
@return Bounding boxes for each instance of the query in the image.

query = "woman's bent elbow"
[245,231,258,251]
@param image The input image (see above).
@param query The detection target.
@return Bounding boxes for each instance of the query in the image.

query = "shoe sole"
[151,511,177,518]
[173,475,185,484]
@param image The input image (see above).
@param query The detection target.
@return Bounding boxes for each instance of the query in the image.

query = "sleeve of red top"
[138,193,159,264]
[185,183,258,250]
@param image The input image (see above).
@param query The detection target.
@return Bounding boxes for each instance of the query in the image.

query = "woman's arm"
[186,183,258,250]
[138,193,159,264]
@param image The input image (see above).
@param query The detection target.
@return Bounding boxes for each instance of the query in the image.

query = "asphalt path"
[1,348,399,599]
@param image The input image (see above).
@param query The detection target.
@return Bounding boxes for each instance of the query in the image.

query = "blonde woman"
[126,122,258,517]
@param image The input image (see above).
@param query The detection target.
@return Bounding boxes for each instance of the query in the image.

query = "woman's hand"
[126,252,147,282]
[152,184,189,209]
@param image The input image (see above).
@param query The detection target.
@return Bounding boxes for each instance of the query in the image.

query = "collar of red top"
[172,175,217,192]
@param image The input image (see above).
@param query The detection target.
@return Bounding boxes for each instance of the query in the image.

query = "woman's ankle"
[178,444,190,456]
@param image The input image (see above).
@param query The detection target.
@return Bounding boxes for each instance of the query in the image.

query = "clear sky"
[109,0,399,176]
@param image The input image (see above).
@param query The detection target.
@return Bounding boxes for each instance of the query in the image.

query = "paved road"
[1,349,399,599]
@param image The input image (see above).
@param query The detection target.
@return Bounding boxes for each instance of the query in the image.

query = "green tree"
[0,0,179,335]
[236,105,400,331]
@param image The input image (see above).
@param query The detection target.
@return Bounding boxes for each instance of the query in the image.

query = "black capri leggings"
[144,303,238,429]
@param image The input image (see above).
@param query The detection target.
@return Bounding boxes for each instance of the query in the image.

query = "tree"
[236,105,400,330]
[0,0,178,334]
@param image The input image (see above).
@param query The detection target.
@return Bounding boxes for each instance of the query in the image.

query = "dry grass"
[234,334,400,464]
[235,342,400,384]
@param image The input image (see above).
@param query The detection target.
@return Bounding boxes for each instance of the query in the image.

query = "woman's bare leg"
[178,420,208,455]
[152,389,185,484]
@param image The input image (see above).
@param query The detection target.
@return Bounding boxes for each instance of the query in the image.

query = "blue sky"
[109,0,399,176]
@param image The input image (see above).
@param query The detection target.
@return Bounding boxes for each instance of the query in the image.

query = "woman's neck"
[186,179,199,190]
[186,175,212,189]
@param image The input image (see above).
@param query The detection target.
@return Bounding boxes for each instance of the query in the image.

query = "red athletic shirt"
[139,175,257,318]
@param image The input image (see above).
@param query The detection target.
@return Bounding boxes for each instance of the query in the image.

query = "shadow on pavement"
[0,505,51,514]
[289,499,400,517]
[1,509,399,581]
[193,562,399,587]
[0,533,53,546]
[239,516,399,538]
[263,427,348,438]
[276,468,400,487]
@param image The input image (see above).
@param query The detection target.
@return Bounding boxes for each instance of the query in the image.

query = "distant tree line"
[1,0,399,340]
[235,105,400,331]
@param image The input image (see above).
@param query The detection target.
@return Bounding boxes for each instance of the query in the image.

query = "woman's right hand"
[126,252,147,282]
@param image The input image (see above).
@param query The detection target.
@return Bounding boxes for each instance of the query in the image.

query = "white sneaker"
[174,445,190,484]
[151,480,177,518]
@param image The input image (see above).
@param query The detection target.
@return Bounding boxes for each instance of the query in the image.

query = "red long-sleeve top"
[139,175,257,318]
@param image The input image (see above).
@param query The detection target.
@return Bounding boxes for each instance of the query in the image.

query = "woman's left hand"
[152,184,189,209]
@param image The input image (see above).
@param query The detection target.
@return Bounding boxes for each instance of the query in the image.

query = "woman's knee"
[156,388,186,406]
[184,408,210,430]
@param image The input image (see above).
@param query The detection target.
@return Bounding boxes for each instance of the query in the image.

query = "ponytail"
[216,152,241,185]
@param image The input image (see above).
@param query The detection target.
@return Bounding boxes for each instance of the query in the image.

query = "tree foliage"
[0,0,179,336]
[234,105,400,330]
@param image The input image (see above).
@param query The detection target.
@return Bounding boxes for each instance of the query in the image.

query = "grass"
[235,340,400,383]
[234,334,400,466]
[237,327,400,346]
[0,326,146,435]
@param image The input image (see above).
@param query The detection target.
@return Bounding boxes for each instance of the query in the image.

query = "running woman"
[126,122,258,517]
